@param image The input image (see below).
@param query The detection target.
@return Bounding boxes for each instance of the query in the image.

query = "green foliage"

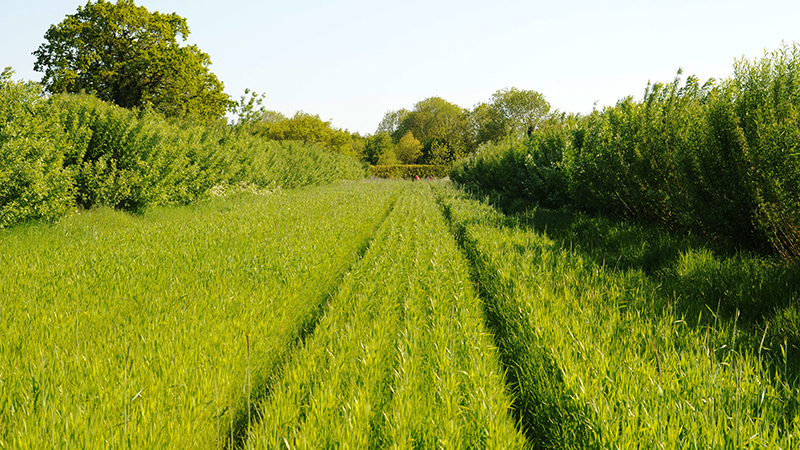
[364,131,395,165]
[0,67,13,84]
[435,183,800,448]
[230,88,269,127]
[470,102,506,145]
[394,97,473,162]
[395,130,423,164]
[33,0,231,121]
[381,89,551,167]
[376,108,409,135]
[452,44,800,260]
[247,110,364,158]
[0,79,75,227]
[488,87,551,139]
[0,87,365,228]
[376,145,399,165]
[368,164,450,179]
[732,43,800,259]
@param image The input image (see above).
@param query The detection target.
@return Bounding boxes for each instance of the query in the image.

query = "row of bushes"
[368,164,450,179]
[451,43,800,260]
[0,80,365,228]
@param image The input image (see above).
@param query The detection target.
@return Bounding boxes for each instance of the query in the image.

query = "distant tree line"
[29,0,554,171]
[233,87,553,168]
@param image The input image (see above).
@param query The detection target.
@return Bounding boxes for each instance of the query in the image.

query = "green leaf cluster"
[375,89,551,167]
[0,87,365,228]
[0,79,75,227]
[32,0,232,121]
[451,43,800,260]
[244,109,366,159]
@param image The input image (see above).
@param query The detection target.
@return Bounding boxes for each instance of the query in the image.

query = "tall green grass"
[0,182,395,449]
[246,182,524,449]
[435,183,800,448]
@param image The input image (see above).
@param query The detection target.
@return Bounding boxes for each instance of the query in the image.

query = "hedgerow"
[451,43,800,260]
[0,85,366,226]
[369,164,450,179]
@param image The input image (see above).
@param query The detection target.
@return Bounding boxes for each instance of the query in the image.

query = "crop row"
[0,182,398,449]
[245,182,525,449]
[434,184,800,449]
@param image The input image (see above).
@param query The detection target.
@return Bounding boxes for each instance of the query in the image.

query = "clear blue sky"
[2,0,798,134]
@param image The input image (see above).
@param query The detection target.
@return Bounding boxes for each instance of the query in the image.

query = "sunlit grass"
[246,182,524,449]
[4,179,797,448]
[435,183,800,449]
[0,182,399,449]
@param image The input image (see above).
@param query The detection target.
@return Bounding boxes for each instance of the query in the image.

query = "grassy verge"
[434,183,800,449]
[246,182,524,449]
[0,182,396,449]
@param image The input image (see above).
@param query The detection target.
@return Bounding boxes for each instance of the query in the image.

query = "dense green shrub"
[0,80,75,227]
[0,88,365,228]
[732,44,800,259]
[452,43,800,259]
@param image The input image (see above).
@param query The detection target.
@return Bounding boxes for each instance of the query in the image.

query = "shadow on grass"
[479,192,800,394]
[438,196,599,450]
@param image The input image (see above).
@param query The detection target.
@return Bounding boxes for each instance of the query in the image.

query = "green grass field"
[2,180,798,449]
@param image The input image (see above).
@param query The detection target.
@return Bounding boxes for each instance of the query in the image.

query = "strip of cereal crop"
[245,182,524,449]
[434,183,800,449]
[0,182,398,449]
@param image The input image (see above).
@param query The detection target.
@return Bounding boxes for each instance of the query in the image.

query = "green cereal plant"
[0,182,396,449]
[435,183,800,449]
[246,183,524,449]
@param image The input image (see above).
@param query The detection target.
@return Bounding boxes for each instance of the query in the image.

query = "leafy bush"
[732,44,800,259]
[452,43,800,259]
[0,88,366,228]
[0,79,75,227]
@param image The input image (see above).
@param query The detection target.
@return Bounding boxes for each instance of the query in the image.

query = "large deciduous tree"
[488,87,551,139]
[33,0,231,121]
[394,97,472,163]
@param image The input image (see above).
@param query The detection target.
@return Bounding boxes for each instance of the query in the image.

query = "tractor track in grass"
[222,190,400,449]
[432,184,593,450]
[240,182,524,449]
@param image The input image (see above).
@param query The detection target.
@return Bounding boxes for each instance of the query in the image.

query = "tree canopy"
[395,131,423,164]
[488,87,551,138]
[389,97,472,163]
[364,132,395,165]
[247,111,364,159]
[33,0,231,121]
